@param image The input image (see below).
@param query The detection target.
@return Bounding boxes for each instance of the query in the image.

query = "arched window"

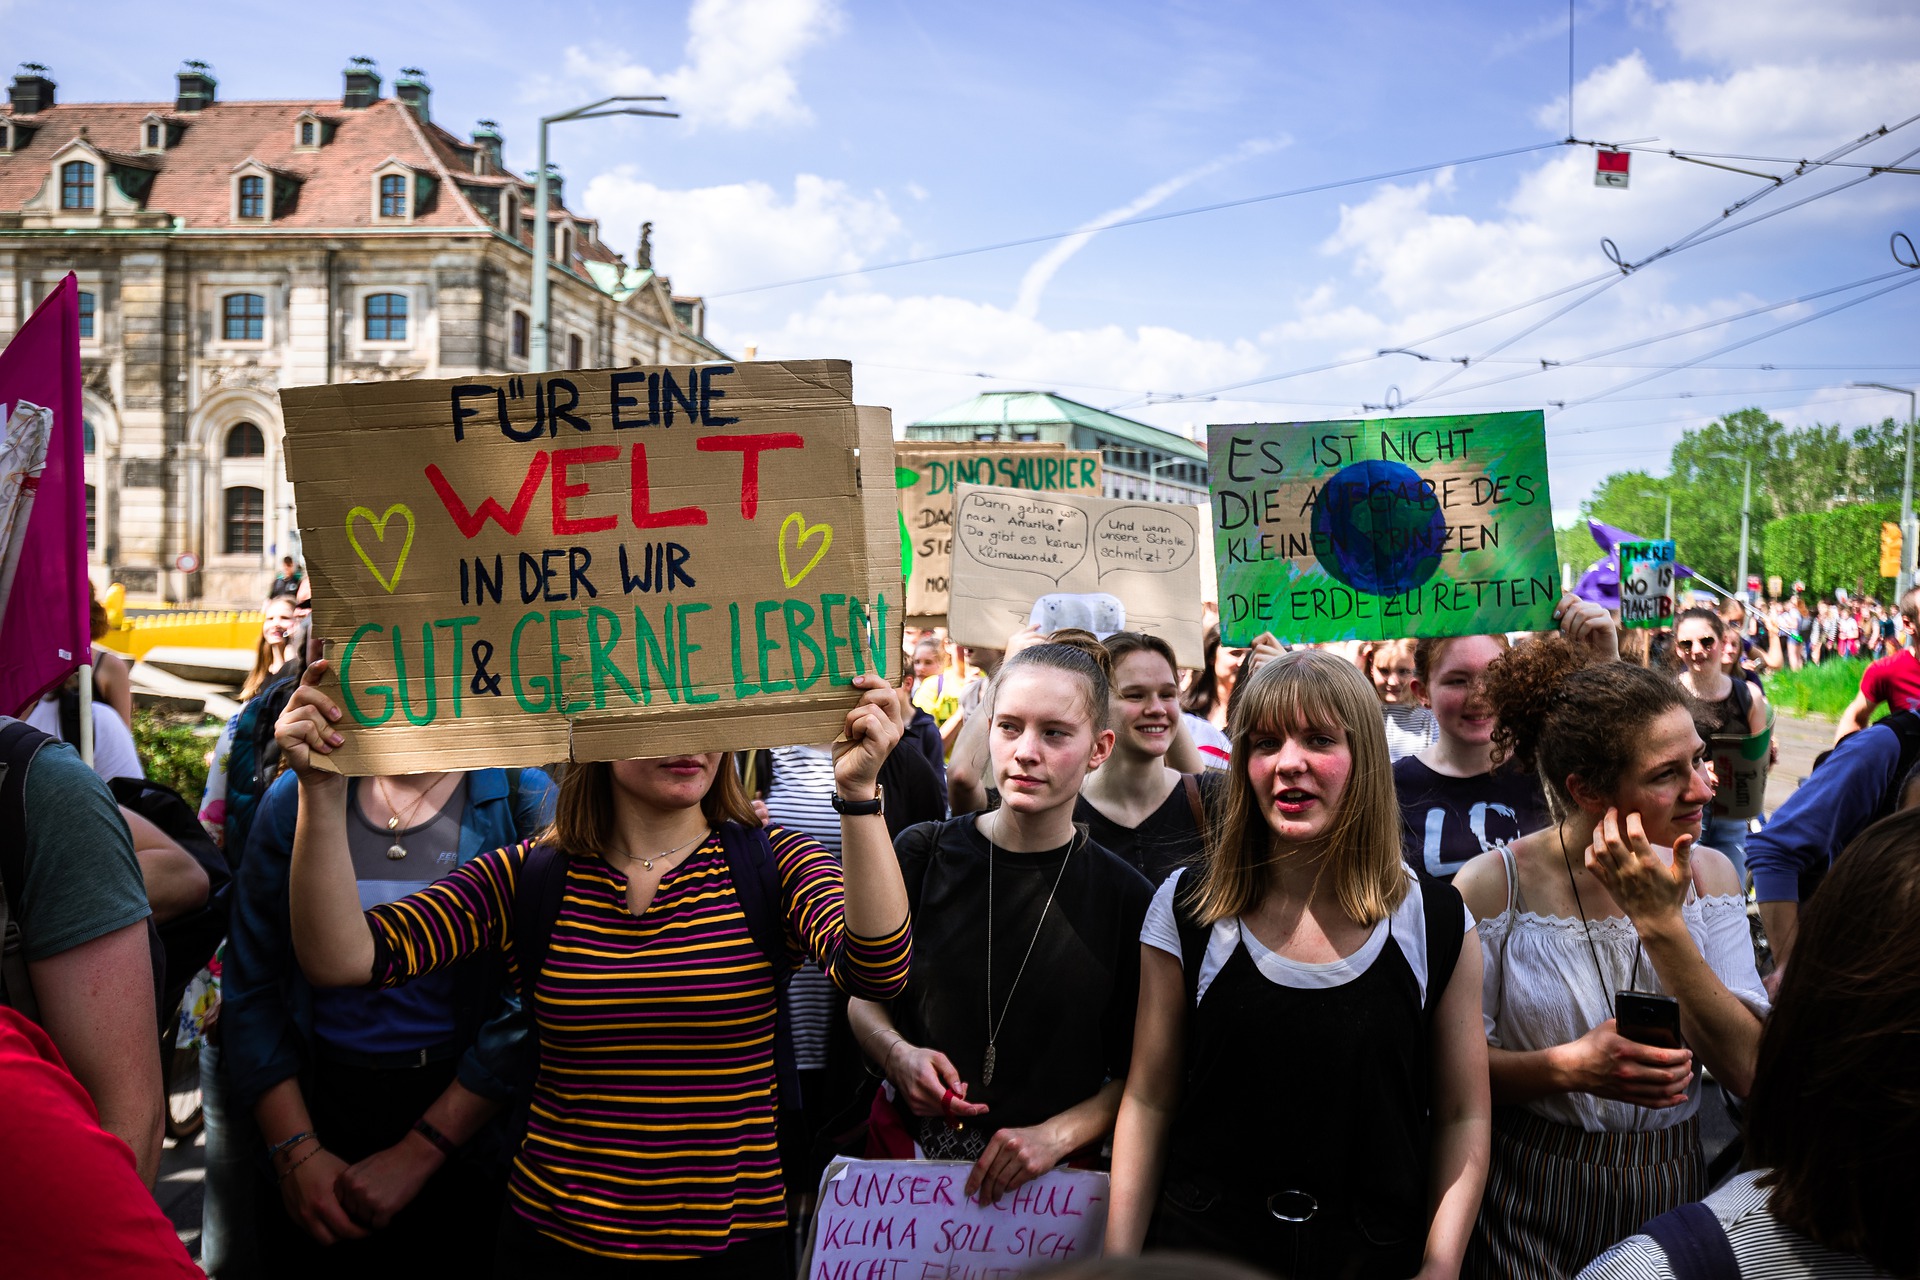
[85,484,97,552]
[83,418,96,454]
[511,310,529,359]
[364,293,408,341]
[224,486,264,554]
[78,290,96,339]
[61,160,96,210]
[379,173,407,218]
[223,293,265,341]
[225,422,266,458]
[237,174,266,219]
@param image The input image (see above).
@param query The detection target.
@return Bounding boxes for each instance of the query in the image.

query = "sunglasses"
[1675,638,1718,652]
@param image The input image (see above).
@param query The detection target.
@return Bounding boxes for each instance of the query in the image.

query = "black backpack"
[109,774,233,1025]
[509,822,805,1111]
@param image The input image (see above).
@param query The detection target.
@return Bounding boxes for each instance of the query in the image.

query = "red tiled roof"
[0,96,583,231]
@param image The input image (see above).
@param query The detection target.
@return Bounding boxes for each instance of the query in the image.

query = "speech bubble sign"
[955,490,1088,585]
[1093,505,1196,581]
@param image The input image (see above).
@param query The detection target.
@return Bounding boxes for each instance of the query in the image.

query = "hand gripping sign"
[279,360,902,774]
[1208,411,1558,644]
[944,482,1203,667]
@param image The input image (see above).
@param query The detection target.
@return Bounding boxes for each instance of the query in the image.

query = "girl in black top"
[851,637,1154,1205]
[1078,632,1219,886]
[1396,635,1548,881]
[1107,650,1490,1279]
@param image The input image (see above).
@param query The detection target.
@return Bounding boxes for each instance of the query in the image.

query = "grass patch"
[133,709,222,803]
[1765,658,1867,720]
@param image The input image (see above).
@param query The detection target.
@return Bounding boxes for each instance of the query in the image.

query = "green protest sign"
[1619,539,1677,629]
[1208,411,1556,644]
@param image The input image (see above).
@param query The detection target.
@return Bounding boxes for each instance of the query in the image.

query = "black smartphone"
[1616,991,1684,1050]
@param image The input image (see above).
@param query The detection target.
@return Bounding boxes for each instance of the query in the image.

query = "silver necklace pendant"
[981,1042,997,1087]
[386,843,408,861]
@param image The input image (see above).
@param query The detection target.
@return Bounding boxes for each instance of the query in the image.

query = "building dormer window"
[378,172,407,218]
[300,120,315,146]
[558,224,572,262]
[0,124,11,153]
[501,190,515,235]
[61,160,95,210]
[145,122,161,148]
[293,111,324,152]
[237,175,266,220]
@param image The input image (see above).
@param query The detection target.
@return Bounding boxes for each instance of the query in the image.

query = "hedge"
[1759,502,1898,600]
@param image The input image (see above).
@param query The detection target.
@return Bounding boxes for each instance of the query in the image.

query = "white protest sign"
[946,483,1204,667]
[807,1159,1108,1280]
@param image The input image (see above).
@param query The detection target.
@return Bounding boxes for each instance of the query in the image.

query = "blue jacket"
[1745,723,1901,904]
[223,766,554,1114]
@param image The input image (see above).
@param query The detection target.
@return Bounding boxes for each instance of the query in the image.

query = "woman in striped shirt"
[276,665,913,1278]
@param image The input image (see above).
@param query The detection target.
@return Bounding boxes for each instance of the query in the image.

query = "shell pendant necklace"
[375,776,442,860]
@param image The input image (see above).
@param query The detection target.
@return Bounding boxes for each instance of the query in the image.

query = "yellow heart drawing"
[779,511,833,589]
[346,503,416,594]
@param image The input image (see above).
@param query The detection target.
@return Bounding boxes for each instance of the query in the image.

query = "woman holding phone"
[1454,624,1769,1280]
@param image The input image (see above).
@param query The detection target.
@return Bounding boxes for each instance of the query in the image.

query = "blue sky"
[16,0,1920,518]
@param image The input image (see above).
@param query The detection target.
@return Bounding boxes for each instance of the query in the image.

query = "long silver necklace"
[982,814,1077,1087]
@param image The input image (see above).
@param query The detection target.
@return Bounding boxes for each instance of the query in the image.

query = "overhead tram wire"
[707,141,1568,298]
[1392,113,1920,409]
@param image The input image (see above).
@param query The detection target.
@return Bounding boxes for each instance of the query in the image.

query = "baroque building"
[0,59,723,604]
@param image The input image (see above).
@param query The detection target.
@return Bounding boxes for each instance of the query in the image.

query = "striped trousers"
[1464,1107,1704,1280]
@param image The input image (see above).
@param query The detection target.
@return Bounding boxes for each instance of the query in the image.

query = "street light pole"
[1853,382,1918,598]
[530,95,677,374]
[1737,457,1752,599]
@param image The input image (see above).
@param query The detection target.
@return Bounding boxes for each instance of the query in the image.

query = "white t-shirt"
[1141,865,1473,1005]
[1182,713,1232,771]
[25,696,144,783]
[1381,702,1439,763]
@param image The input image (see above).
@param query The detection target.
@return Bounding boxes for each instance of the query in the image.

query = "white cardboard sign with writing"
[945,482,1204,668]
[806,1159,1108,1279]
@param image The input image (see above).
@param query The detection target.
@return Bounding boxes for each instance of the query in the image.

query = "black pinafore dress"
[1150,876,1461,1280]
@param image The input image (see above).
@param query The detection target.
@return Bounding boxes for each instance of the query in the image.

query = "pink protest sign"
[806,1159,1108,1278]
[0,274,87,717]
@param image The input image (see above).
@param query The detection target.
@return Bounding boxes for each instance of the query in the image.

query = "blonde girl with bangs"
[1107,649,1491,1280]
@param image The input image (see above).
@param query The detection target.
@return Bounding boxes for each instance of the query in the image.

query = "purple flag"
[0,275,88,717]
[1575,519,1695,610]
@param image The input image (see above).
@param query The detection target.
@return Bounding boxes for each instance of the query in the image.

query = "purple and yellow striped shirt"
[364,826,910,1261]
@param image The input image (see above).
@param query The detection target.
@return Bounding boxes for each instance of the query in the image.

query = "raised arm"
[827,674,914,971]
[274,661,375,986]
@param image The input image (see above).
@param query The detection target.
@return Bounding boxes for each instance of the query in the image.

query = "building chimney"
[342,56,381,110]
[175,60,216,112]
[9,63,55,116]
[395,67,430,123]
[471,119,503,172]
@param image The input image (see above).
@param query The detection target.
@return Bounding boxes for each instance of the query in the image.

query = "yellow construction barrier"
[98,609,265,659]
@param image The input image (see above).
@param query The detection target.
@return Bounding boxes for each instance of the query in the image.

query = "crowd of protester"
[2,564,1917,1280]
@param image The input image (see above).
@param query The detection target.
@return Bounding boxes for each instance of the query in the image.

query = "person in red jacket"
[0,1005,201,1278]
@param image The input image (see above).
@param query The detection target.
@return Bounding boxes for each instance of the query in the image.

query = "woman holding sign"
[277,665,914,1277]
[1671,607,1768,889]
[1106,649,1490,1279]
[850,635,1154,1205]
[1452,620,1768,1280]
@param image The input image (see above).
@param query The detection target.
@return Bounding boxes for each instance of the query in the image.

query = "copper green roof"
[909,391,1205,461]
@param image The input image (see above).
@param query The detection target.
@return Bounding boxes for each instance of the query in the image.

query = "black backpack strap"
[0,719,52,1021]
[1169,869,1211,1011]
[1642,1201,1739,1280]
[509,842,569,1016]
[715,821,802,1112]
[1416,871,1466,1020]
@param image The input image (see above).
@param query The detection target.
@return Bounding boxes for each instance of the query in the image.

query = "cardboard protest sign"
[279,360,901,775]
[1711,706,1773,822]
[806,1159,1107,1278]
[900,443,1102,620]
[944,483,1204,667]
[1208,412,1557,645]
[1619,539,1677,629]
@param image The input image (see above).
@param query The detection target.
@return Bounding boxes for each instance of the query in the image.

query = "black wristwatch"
[831,784,885,816]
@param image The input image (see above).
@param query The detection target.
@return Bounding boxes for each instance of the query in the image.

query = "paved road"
[160,713,1841,1262]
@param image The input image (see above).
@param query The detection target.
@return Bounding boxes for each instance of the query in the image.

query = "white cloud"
[1649,0,1920,66]
[559,0,841,129]
[1013,137,1284,320]
[580,170,901,294]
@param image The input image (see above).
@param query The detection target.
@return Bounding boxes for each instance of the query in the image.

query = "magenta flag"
[0,274,88,717]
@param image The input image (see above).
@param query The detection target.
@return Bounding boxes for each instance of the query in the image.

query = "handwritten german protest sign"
[1208,411,1556,645]
[280,360,901,775]
[945,482,1204,667]
[900,443,1102,620]
[1619,539,1677,629]
[806,1159,1107,1279]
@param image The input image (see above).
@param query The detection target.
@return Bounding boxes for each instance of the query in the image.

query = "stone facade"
[0,62,723,605]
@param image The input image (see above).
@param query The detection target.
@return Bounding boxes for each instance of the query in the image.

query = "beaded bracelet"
[265,1130,316,1162]
[276,1143,325,1183]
